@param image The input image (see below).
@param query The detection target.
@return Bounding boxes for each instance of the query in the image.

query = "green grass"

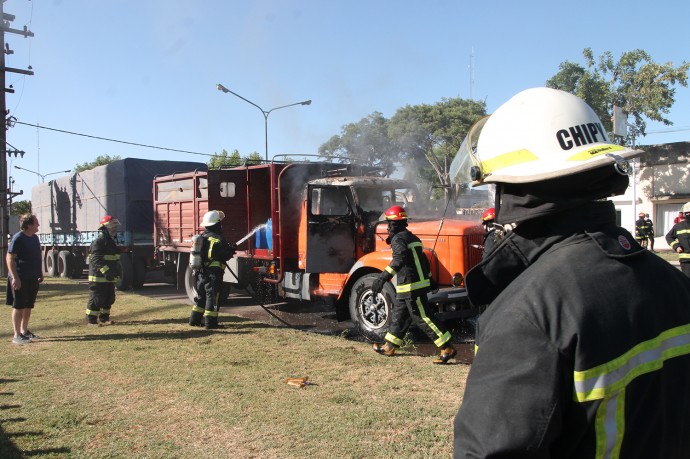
[1,279,468,458]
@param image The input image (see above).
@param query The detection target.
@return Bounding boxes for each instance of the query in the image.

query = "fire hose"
[223,262,297,329]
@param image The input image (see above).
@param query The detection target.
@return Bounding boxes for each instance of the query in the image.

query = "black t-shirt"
[8,231,42,280]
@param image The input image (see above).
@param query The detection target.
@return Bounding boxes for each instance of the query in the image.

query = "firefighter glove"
[371,277,385,296]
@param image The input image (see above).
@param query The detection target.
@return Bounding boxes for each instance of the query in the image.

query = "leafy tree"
[74,154,121,172]
[318,112,399,176]
[246,151,263,163]
[208,149,243,168]
[10,200,31,216]
[388,98,487,190]
[546,48,690,142]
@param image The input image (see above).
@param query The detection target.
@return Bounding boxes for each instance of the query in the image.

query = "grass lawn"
[1,279,468,458]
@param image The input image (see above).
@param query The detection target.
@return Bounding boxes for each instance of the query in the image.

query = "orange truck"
[153,161,484,341]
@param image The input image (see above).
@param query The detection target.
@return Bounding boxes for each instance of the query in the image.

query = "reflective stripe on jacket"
[665,220,690,261]
[454,201,690,458]
[88,227,120,283]
[382,229,431,298]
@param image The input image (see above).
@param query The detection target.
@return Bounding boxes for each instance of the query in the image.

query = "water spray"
[235,223,267,246]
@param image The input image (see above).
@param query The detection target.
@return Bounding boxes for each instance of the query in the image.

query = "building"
[611,141,690,249]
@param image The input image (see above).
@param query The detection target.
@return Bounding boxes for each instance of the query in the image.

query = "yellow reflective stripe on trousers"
[384,332,403,347]
[191,305,204,313]
[415,296,451,347]
[573,322,690,459]
[88,275,114,283]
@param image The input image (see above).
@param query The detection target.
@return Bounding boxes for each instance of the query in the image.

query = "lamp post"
[216,83,311,161]
[14,165,71,182]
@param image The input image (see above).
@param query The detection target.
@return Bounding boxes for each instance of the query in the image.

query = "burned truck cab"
[298,177,420,274]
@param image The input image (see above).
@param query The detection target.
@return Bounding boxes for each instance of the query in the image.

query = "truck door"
[306,184,356,273]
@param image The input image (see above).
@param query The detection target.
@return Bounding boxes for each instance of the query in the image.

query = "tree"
[208,149,269,168]
[10,199,31,216]
[208,149,243,168]
[74,154,121,172]
[388,98,487,190]
[546,48,690,142]
[318,112,399,176]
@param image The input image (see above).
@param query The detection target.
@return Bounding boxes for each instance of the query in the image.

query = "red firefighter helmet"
[99,215,120,227]
[638,212,645,218]
[482,208,496,222]
[384,205,408,221]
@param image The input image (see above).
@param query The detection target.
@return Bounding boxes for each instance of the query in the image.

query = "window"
[220,182,235,198]
[311,187,349,216]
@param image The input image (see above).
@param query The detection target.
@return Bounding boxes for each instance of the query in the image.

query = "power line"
[645,126,690,135]
[15,120,215,157]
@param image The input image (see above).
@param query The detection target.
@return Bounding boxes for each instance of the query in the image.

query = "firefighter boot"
[372,342,397,356]
[433,345,457,364]
[204,316,220,330]
[189,310,203,327]
[99,314,113,325]
[85,314,99,326]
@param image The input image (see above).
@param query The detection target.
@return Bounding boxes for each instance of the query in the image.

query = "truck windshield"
[354,186,420,219]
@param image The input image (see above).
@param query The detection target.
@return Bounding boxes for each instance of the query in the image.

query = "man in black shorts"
[6,213,44,344]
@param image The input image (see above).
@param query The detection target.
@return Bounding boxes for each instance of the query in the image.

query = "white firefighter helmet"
[458,87,643,185]
[201,210,225,227]
[682,202,690,214]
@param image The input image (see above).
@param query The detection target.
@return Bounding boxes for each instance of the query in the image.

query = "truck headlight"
[452,272,463,287]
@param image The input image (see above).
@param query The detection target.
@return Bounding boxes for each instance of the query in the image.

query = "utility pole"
[1,1,34,276]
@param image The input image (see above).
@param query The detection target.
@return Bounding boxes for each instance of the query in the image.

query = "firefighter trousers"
[190,269,223,327]
[86,282,116,321]
[385,293,452,348]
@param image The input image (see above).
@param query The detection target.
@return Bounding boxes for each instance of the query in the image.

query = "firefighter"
[188,210,236,329]
[453,88,690,457]
[480,207,496,257]
[86,215,121,325]
[665,201,690,278]
[634,211,649,248]
[645,213,655,252]
[370,205,457,364]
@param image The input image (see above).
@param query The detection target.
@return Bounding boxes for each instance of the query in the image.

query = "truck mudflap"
[426,287,479,320]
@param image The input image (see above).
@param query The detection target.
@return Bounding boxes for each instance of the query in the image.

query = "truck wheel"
[45,250,59,277]
[349,274,396,342]
[132,256,147,289]
[58,250,74,278]
[117,253,133,291]
[184,265,198,304]
[69,254,85,279]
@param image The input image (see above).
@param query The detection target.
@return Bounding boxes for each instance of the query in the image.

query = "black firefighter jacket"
[381,229,431,299]
[665,218,690,264]
[88,227,120,283]
[454,201,690,459]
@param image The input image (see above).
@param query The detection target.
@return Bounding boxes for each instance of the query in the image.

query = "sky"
[4,0,690,200]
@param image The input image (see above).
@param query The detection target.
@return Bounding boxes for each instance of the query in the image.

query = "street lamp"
[216,83,311,161]
[14,165,71,182]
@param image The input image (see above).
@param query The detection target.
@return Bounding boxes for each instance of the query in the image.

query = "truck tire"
[117,253,133,291]
[58,250,74,278]
[349,273,396,342]
[184,264,198,304]
[69,254,86,279]
[45,250,59,277]
[132,256,146,289]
